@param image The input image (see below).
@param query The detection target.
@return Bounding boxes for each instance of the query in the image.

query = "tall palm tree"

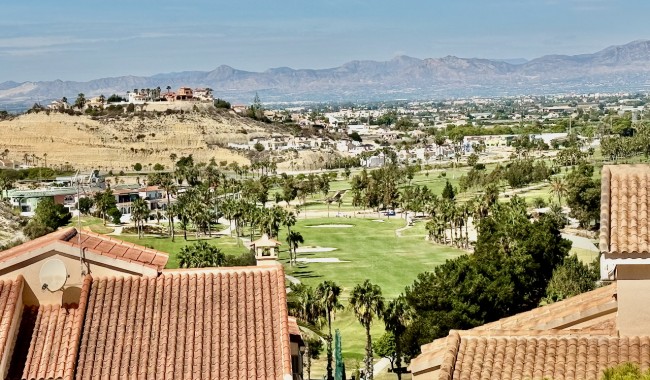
[150,173,177,241]
[283,211,297,236]
[382,296,410,380]
[174,192,191,240]
[263,206,285,238]
[550,177,567,205]
[316,281,343,380]
[131,198,150,238]
[286,230,304,266]
[349,280,385,380]
[287,284,324,380]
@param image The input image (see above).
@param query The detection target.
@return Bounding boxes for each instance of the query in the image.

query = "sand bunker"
[296,247,337,253]
[296,258,350,263]
[305,224,353,228]
[372,219,385,223]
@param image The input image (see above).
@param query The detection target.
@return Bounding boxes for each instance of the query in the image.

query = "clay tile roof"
[76,265,293,379]
[0,228,169,272]
[0,228,77,263]
[249,234,282,248]
[287,317,301,337]
[10,276,91,380]
[600,164,650,255]
[438,331,650,380]
[0,276,24,364]
[412,284,619,377]
[62,230,168,271]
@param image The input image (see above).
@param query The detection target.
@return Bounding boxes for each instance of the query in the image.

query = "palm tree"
[74,93,86,109]
[262,206,285,238]
[283,211,297,236]
[382,296,410,380]
[0,176,14,199]
[175,192,191,240]
[349,280,384,380]
[178,241,225,268]
[286,230,304,266]
[131,198,150,238]
[316,281,343,380]
[550,177,567,205]
[150,173,177,241]
[287,284,324,380]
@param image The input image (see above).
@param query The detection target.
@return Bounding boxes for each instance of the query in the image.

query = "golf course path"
[373,357,391,377]
[395,222,413,237]
[561,233,599,252]
[107,226,123,236]
[286,275,301,285]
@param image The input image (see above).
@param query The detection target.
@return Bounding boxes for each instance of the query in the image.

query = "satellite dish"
[39,259,67,291]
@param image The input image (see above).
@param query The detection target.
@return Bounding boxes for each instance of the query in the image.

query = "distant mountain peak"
[2,40,650,106]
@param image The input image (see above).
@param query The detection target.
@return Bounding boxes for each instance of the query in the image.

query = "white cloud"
[0,32,226,56]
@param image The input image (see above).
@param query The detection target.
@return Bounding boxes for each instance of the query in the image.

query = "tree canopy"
[403,197,571,357]
[24,197,72,239]
[177,240,225,268]
[565,162,600,228]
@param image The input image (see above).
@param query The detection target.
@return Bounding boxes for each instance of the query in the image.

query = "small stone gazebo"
[249,234,282,265]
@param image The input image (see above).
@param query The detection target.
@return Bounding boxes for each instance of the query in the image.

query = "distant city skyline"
[1,0,650,82]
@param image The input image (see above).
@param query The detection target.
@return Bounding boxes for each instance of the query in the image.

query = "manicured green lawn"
[281,217,465,363]
[117,233,248,269]
[284,217,462,297]
[67,216,115,234]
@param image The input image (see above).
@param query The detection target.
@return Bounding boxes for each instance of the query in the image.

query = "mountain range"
[2,40,650,109]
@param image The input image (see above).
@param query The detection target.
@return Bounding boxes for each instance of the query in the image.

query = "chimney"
[600,165,650,336]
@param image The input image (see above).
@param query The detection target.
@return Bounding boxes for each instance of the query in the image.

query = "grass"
[67,216,115,234]
[117,233,248,268]
[570,246,599,265]
[282,217,465,363]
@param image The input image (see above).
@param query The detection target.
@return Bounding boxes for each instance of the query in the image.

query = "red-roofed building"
[0,228,302,380]
[410,164,650,380]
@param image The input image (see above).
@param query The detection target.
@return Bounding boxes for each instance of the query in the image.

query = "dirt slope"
[0,109,274,171]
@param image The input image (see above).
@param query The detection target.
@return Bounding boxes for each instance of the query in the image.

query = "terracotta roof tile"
[412,284,618,377]
[0,228,169,272]
[13,276,91,380]
[60,229,169,271]
[288,316,301,336]
[0,229,77,263]
[76,265,293,380]
[438,331,650,380]
[0,277,24,367]
[600,165,650,255]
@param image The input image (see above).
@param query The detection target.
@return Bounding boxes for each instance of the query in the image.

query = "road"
[561,233,598,252]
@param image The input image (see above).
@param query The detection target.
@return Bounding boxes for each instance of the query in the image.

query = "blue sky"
[1,0,649,82]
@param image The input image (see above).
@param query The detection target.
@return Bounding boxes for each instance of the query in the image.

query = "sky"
[1,0,649,82]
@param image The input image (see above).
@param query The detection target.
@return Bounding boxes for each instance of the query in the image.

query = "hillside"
[0,107,278,171]
[0,201,24,248]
